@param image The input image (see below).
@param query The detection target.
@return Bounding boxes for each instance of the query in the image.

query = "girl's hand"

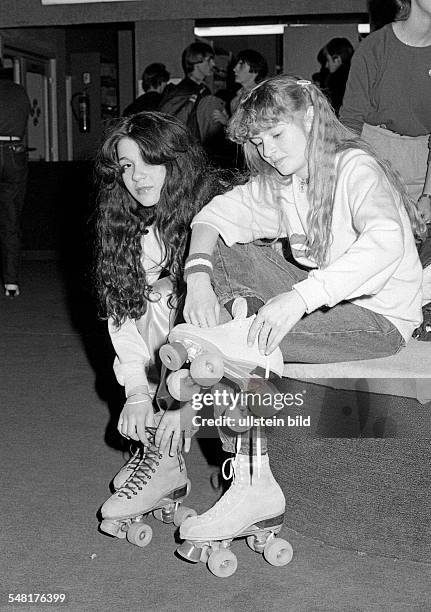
[118,393,155,445]
[248,291,307,355]
[155,402,196,455]
[184,272,220,327]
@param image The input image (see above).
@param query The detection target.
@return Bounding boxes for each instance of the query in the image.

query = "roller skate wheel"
[173,505,197,527]
[126,522,153,548]
[207,549,238,578]
[263,537,293,566]
[166,369,201,402]
[159,342,188,371]
[190,353,224,387]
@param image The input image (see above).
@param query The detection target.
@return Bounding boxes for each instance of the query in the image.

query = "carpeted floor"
[0,259,430,612]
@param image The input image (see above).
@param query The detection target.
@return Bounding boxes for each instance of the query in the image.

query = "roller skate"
[99,428,196,548]
[158,298,285,430]
[177,454,293,577]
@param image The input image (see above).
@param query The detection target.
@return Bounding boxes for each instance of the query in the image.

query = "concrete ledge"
[268,380,431,561]
[270,435,431,563]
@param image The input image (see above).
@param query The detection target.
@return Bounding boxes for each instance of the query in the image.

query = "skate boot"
[111,445,144,491]
[100,430,196,548]
[177,454,293,577]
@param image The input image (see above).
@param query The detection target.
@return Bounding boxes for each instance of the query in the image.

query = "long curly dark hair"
[94,111,236,327]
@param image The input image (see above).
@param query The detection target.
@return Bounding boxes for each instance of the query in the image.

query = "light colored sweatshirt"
[191,149,423,342]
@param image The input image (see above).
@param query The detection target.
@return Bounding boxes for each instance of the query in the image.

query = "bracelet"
[127,387,151,399]
[126,399,150,405]
[419,194,431,199]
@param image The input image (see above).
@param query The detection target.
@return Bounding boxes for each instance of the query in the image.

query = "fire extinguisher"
[71,72,91,133]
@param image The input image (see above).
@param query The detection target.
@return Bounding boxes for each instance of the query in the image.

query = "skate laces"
[117,429,162,499]
[221,430,262,484]
[221,433,241,481]
[221,457,235,481]
[124,446,142,471]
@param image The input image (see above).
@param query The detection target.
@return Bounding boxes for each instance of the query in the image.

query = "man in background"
[0,57,30,298]
[123,62,170,116]
[159,42,228,160]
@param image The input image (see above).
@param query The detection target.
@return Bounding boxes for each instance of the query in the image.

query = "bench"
[282,337,431,404]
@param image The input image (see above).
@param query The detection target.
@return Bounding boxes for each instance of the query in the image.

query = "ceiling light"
[358,23,371,34]
[195,25,285,37]
[41,0,134,4]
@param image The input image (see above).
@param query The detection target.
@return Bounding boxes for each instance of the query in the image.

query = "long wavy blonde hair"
[228,74,425,266]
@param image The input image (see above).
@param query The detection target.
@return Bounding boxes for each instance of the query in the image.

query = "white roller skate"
[177,454,293,578]
[158,298,284,427]
[100,429,196,548]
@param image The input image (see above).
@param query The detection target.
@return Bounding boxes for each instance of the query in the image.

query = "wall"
[134,19,194,90]
[284,23,360,82]
[210,34,279,78]
[0,1,368,28]
[70,52,102,161]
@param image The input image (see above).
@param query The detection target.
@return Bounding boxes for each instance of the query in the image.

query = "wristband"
[184,252,214,282]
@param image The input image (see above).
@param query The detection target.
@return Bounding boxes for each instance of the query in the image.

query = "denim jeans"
[212,239,405,364]
[0,142,28,284]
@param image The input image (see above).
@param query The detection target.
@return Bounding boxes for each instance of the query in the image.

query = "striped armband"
[184,253,214,282]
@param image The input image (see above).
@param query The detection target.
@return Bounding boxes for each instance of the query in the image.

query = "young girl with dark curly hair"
[94,112,240,540]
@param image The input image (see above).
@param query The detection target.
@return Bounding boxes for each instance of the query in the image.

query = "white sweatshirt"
[191,149,423,342]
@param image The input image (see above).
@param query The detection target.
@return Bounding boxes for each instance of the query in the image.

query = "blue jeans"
[212,240,405,363]
[0,142,28,284]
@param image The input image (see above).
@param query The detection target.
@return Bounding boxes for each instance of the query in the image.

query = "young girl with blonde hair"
[176,74,425,552]
[183,74,425,359]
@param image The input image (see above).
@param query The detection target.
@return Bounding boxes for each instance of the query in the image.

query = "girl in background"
[340,0,431,221]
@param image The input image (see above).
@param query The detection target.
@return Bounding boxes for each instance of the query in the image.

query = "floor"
[0,259,430,612]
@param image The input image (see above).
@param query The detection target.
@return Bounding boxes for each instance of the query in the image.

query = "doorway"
[2,50,58,161]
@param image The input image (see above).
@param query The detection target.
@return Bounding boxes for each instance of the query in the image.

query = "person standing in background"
[311,46,330,90]
[123,63,170,116]
[159,42,227,145]
[212,49,268,169]
[0,58,30,298]
[230,49,268,114]
[323,37,354,116]
[339,0,431,223]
